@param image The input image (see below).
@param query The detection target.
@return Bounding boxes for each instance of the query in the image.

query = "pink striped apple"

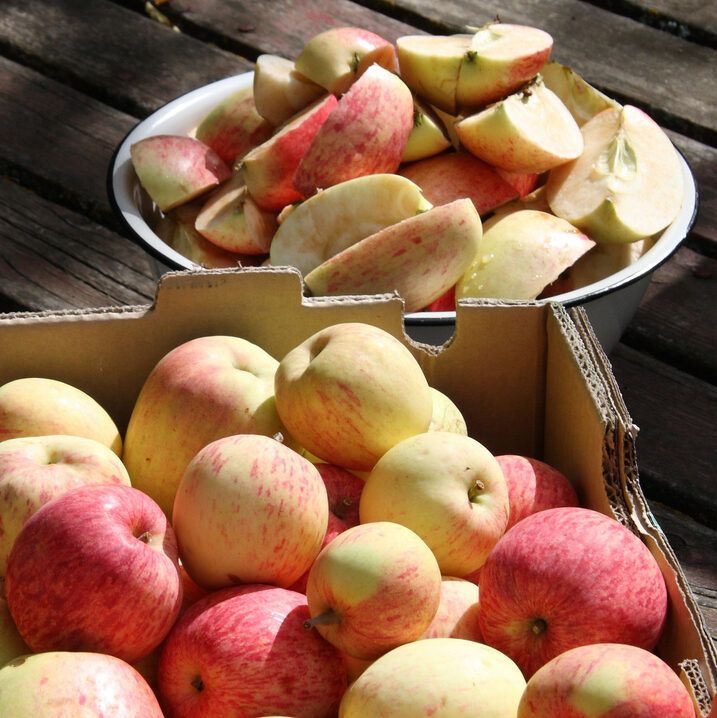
[419,577,482,641]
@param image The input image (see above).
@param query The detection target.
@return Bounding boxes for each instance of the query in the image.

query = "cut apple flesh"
[567,237,656,289]
[456,80,584,173]
[305,199,482,313]
[546,105,684,243]
[456,209,594,300]
[403,99,452,163]
[270,173,432,276]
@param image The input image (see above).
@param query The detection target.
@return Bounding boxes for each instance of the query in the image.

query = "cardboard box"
[0,267,715,713]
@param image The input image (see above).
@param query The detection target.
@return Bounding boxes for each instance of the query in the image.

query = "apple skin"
[0,651,164,717]
[478,507,668,678]
[359,431,510,577]
[495,454,579,530]
[420,576,482,641]
[274,322,433,471]
[293,64,414,197]
[428,387,467,435]
[339,637,526,717]
[5,483,183,664]
[173,434,328,590]
[157,585,347,718]
[0,588,29,667]
[122,335,292,518]
[0,434,131,576]
[305,521,442,660]
[517,643,695,717]
[0,376,122,454]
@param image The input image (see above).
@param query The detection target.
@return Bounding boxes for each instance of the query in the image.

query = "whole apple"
[158,584,347,718]
[478,507,668,678]
[518,642,695,717]
[5,483,183,664]
[274,322,433,471]
[173,433,328,590]
[420,576,482,641]
[0,651,164,717]
[0,434,131,575]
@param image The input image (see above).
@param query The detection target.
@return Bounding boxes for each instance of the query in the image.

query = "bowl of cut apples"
[108,23,697,351]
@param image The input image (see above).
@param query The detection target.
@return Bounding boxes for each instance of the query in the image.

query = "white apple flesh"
[402,98,452,162]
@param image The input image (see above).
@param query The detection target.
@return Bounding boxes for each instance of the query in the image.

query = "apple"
[294,27,398,96]
[424,285,456,312]
[269,173,431,276]
[253,54,325,126]
[456,78,584,173]
[490,185,552,221]
[420,577,482,641]
[305,521,442,660]
[546,104,684,243]
[304,198,483,313]
[122,334,291,517]
[455,210,595,301]
[359,431,509,577]
[428,386,467,435]
[0,651,164,717]
[0,376,122,454]
[495,454,579,530]
[274,322,433,471]
[0,586,28,667]
[293,64,414,197]
[478,507,668,678]
[496,167,540,198]
[399,150,518,215]
[173,433,328,590]
[130,134,231,212]
[240,93,338,211]
[5,483,182,664]
[402,98,452,162]
[194,84,274,164]
[0,433,131,575]
[158,585,347,718]
[339,637,526,716]
[517,642,695,717]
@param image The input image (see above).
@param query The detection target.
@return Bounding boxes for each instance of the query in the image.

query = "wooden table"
[1,0,715,664]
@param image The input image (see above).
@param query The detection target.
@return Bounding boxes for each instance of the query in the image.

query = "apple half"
[270,173,431,276]
[546,105,684,243]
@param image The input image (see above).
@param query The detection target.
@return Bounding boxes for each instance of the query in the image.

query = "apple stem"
[136,530,152,544]
[531,618,548,636]
[468,480,485,503]
[303,610,340,630]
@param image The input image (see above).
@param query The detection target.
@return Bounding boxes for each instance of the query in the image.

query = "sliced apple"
[456,209,594,300]
[403,99,452,163]
[270,173,432,276]
[495,168,539,198]
[399,151,518,215]
[305,198,482,313]
[456,78,583,173]
[240,94,338,211]
[194,173,277,254]
[431,105,462,149]
[541,61,621,127]
[130,135,232,212]
[195,86,274,164]
[568,237,656,288]
[293,64,414,197]
[253,54,325,126]
[294,27,398,96]
[490,185,552,220]
[546,105,684,243]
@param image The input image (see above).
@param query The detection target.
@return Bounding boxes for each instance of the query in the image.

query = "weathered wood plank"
[0,177,156,312]
[608,343,717,528]
[0,0,251,118]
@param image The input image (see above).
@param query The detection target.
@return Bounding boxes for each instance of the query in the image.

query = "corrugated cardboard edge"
[570,307,716,715]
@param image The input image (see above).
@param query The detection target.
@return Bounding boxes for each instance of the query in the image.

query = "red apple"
[478,507,668,678]
[420,577,482,641]
[5,483,183,664]
[158,585,347,718]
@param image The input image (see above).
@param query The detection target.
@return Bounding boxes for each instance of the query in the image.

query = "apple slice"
[294,27,398,96]
[456,79,584,173]
[490,185,552,221]
[431,105,462,149]
[546,105,684,243]
[293,64,414,197]
[403,99,452,162]
[240,94,338,211]
[305,198,482,313]
[495,168,539,198]
[130,135,231,212]
[541,60,621,127]
[195,85,274,164]
[456,209,594,300]
[270,173,431,276]
[253,54,325,126]
[194,173,277,254]
[399,151,518,215]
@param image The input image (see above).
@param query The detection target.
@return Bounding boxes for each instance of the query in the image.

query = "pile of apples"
[130,23,685,309]
[0,322,698,716]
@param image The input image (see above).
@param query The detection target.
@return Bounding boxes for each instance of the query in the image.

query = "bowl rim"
[107,71,699,324]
